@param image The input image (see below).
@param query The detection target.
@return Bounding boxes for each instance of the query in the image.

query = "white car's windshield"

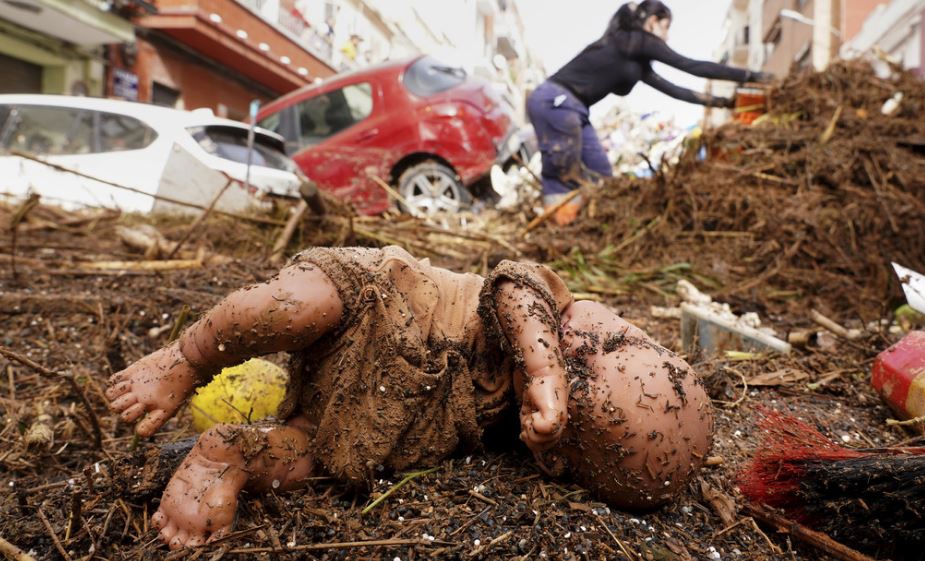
[188,125,295,172]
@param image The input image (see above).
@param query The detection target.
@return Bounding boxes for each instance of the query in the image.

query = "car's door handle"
[357,128,379,141]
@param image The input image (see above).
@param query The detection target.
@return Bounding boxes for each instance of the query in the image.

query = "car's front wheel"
[397,161,472,215]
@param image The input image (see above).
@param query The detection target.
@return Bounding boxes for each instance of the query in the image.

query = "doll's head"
[551,301,714,510]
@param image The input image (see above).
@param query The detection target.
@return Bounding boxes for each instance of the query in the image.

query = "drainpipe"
[813,0,834,70]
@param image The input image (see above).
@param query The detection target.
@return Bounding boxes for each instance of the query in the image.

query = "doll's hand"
[105,342,204,437]
[519,364,567,453]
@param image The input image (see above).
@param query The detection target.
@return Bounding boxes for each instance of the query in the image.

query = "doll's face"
[553,300,714,509]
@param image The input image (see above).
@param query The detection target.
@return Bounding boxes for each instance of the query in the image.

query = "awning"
[0,0,135,46]
[137,5,326,94]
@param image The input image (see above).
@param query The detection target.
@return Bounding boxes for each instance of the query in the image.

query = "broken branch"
[745,503,879,561]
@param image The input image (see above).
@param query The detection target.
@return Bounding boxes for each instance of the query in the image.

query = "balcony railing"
[236,0,334,65]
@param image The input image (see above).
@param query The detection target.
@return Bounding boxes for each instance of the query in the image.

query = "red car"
[256,55,524,215]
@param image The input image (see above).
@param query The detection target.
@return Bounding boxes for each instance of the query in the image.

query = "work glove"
[746,70,775,84]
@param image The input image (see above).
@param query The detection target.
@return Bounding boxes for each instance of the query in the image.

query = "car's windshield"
[402,56,467,97]
[188,125,295,172]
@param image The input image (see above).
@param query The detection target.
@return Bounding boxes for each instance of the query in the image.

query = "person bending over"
[528,0,773,225]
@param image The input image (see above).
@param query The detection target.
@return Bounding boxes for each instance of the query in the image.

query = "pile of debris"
[535,59,925,321]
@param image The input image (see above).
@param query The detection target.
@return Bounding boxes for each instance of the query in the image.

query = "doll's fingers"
[524,432,557,453]
[136,410,169,437]
[521,421,560,452]
[525,377,566,413]
[121,402,147,423]
[107,370,129,385]
[530,409,563,436]
[105,381,131,401]
[527,431,560,451]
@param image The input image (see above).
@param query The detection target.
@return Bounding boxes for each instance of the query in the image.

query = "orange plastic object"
[545,201,582,226]
[734,88,767,125]
[871,331,925,419]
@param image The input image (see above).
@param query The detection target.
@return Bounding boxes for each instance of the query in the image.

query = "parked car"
[0,95,302,214]
[256,55,529,215]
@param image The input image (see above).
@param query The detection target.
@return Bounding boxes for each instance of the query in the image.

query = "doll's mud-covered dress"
[275,246,573,488]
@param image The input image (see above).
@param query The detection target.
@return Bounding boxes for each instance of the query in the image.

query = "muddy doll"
[105,246,713,550]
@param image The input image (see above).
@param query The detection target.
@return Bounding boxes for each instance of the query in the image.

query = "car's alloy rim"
[402,170,463,214]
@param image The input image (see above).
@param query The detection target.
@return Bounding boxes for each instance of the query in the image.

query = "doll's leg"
[152,414,315,550]
[107,261,342,437]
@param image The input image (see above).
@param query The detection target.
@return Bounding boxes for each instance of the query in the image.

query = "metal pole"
[245,99,260,194]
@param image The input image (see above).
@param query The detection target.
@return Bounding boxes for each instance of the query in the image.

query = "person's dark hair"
[614,1,672,31]
[591,1,671,52]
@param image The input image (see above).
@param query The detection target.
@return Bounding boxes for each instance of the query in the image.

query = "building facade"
[0,0,134,96]
[111,0,337,120]
[1,0,540,125]
[715,0,887,77]
[841,0,925,74]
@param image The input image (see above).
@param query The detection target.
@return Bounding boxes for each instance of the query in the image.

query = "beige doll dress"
[275,246,572,488]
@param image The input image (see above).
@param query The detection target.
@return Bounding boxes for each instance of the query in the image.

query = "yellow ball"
[190,358,289,432]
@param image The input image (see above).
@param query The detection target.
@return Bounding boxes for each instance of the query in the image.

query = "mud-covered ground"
[2,60,924,560]
[0,205,916,561]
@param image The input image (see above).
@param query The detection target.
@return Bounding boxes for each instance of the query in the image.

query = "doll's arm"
[178,261,343,372]
[106,262,342,437]
[495,280,568,452]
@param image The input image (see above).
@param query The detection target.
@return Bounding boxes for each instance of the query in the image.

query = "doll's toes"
[169,530,189,550]
[158,521,179,546]
[206,525,232,544]
[136,410,169,437]
[151,510,167,530]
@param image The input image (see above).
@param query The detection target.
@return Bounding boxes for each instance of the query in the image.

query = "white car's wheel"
[397,162,471,215]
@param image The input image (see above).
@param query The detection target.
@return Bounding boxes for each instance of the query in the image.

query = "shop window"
[152,82,181,108]
[292,82,373,147]
[3,105,94,155]
[98,112,158,152]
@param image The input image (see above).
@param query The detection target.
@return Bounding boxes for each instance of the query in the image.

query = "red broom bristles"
[738,408,925,560]
[738,408,865,514]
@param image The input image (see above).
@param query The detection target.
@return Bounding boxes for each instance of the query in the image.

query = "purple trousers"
[526,80,613,197]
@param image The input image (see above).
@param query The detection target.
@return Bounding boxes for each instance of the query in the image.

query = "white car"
[0,95,302,215]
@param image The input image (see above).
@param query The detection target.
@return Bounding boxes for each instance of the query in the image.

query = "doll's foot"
[152,433,248,550]
[105,342,202,437]
[153,422,315,550]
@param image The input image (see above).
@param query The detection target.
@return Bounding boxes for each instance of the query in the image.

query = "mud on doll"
[105,246,714,550]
